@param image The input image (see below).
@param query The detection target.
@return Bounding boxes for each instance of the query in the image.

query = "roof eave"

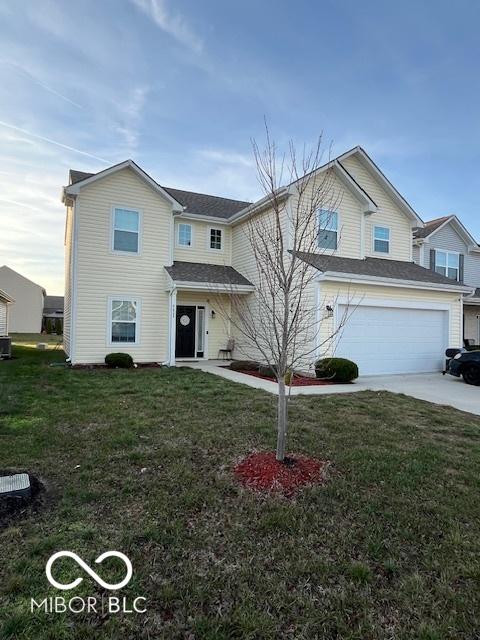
[315,270,473,293]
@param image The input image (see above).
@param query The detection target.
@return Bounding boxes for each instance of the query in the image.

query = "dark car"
[446,349,480,385]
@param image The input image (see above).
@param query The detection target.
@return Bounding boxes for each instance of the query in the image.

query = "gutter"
[315,271,474,294]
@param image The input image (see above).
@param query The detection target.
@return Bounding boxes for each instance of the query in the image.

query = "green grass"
[1,342,480,639]
[9,333,63,349]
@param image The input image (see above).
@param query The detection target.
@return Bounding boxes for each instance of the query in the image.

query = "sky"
[1,0,480,294]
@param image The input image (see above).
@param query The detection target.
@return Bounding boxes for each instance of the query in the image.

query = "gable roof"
[336,146,423,224]
[0,265,46,294]
[413,214,479,247]
[295,251,472,291]
[64,160,184,211]
[0,288,14,303]
[67,164,251,220]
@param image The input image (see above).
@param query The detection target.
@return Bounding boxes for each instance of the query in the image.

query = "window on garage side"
[373,226,390,253]
[110,298,139,344]
[318,210,338,250]
[435,250,459,280]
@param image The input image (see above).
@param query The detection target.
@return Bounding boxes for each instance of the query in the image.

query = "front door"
[175,305,196,358]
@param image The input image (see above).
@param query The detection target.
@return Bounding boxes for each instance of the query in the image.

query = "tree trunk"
[276,377,288,461]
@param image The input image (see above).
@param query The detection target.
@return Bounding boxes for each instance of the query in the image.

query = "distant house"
[0,266,45,333]
[42,295,64,333]
[0,288,14,336]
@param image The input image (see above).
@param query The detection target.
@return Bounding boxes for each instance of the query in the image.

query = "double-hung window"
[113,208,140,253]
[209,228,222,250]
[373,226,390,253]
[435,250,459,280]
[318,210,338,250]
[178,223,192,247]
[110,298,139,344]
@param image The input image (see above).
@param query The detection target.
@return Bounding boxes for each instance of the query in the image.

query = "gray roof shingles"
[165,262,253,286]
[69,168,251,220]
[295,251,469,287]
[413,216,450,239]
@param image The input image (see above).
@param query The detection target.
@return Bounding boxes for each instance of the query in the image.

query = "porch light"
[211,310,216,319]
[326,305,334,317]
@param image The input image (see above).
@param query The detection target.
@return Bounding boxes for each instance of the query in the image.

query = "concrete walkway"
[178,361,480,416]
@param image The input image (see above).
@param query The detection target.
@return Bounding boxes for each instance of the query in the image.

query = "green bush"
[230,360,259,371]
[105,353,134,369]
[258,364,277,378]
[314,357,358,383]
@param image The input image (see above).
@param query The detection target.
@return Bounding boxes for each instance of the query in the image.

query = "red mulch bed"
[239,370,334,386]
[234,451,328,496]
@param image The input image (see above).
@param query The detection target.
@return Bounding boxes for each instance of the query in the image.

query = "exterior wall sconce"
[326,305,334,317]
[211,310,216,319]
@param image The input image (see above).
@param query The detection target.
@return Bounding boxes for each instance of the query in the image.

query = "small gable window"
[209,228,223,251]
[318,210,338,250]
[373,226,390,253]
[435,250,459,280]
[113,208,140,253]
[178,223,192,247]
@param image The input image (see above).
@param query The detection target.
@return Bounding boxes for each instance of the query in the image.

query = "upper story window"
[178,223,192,247]
[435,250,459,280]
[373,226,390,253]
[209,228,223,251]
[110,298,139,344]
[318,210,338,250]
[113,208,140,254]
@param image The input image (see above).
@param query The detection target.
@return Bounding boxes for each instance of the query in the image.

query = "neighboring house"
[0,288,14,336]
[413,215,480,344]
[62,149,471,375]
[0,266,45,332]
[43,295,64,333]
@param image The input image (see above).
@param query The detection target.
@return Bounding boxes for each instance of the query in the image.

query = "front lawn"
[1,345,480,639]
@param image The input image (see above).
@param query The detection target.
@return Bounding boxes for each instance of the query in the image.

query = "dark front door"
[175,306,196,358]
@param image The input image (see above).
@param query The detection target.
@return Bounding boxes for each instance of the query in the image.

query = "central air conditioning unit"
[0,337,12,358]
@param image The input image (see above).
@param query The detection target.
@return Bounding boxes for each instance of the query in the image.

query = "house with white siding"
[413,215,480,344]
[62,147,473,375]
[0,288,14,336]
[0,266,45,333]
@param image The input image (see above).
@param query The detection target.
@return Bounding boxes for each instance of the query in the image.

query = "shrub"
[258,364,277,378]
[105,352,134,369]
[230,360,259,371]
[314,357,358,383]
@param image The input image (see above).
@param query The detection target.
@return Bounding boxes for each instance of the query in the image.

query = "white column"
[168,288,177,366]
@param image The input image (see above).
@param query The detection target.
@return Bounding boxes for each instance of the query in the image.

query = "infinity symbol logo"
[46,551,133,591]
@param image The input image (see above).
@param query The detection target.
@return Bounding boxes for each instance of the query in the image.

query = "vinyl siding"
[341,155,413,261]
[72,167,172,364]
[464,305,480,343]
[63,205,73,356]
[0,300,7,335]
[174,220,232,265]
[176,291,231,359]
[419,222,480,288]
[0,266,44,333]
[318,281,463,359]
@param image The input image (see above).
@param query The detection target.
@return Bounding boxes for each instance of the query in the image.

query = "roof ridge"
[163,185,251,205]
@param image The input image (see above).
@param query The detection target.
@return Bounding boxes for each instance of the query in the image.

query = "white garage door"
[336,304,448,375]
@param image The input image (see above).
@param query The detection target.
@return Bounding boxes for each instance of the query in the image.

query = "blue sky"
[1,0,480,294]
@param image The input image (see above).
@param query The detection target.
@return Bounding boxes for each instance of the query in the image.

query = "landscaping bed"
[231,367,335,386]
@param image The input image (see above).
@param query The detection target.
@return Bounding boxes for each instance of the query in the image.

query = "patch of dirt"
[233,451,329,496]
[0,473,46,528]
[224,368,337,386]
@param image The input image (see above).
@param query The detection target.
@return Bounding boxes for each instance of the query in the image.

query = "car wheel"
[462,365,480,386]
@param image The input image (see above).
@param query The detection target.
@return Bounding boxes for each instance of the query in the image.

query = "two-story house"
[413,215,480,344]
[62,148,471,375]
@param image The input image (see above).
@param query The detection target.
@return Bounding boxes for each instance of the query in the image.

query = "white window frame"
[107,296,141,346]
[317,209,339,250]
[111,206,142,255]
[435,249,460,281]
[207,226,224,252]
[373,225,391,254]
[176,222,193,248]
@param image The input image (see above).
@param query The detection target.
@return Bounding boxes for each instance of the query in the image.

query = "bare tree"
[216,128,352,462]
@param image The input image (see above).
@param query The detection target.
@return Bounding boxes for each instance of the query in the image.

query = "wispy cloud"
[0,120,109,163]
[196,149,255,168]
[2,60,84,109]
[132,0,203,53]
[114,86,149,155]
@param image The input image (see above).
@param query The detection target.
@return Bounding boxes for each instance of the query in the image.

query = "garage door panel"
[336,305,448,375]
